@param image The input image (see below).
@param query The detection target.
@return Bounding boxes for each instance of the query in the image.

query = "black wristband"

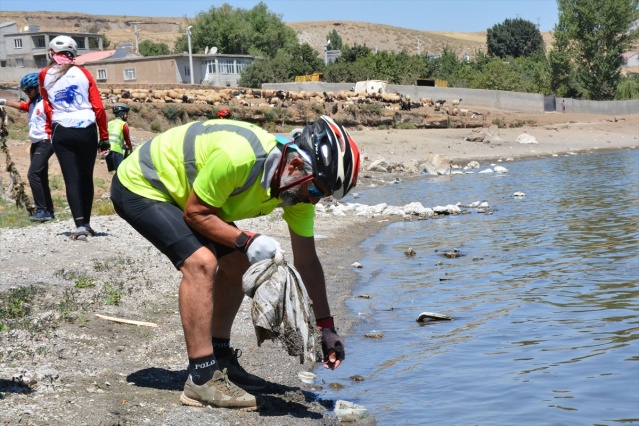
[234,231,258,253]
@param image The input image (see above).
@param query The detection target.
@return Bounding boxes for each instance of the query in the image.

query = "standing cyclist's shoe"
[84,225,96,236]
[216,348,266,391]
[180,368,258,409]
[28,209,53,222]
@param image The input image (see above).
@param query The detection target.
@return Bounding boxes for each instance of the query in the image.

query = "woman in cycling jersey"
[39,35,108,240]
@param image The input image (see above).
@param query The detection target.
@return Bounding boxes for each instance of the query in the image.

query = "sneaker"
[216,348,266,391]
[28,209,53,222]
[180,368,258,409]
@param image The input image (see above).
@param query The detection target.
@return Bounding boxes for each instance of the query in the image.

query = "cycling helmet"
[217,109,230,118]
[295,115,360,199]
[49,35,78,57]
[112,104,130,117]
[20,73,39,90]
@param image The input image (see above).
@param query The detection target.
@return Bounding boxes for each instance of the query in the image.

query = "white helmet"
[49,36,78,57]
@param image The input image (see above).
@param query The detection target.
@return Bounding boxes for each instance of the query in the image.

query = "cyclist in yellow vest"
[110,116,360,409]
[102,104,132,172]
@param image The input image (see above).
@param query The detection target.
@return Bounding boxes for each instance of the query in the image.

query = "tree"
[87,25,110,49]
[327,29,343,50]
[173,2,297,58]
[548,17,579,97]
[288,43,325,76]
[238,52,293,88]
[553,0,639,100]
[139,40,170,57]
[338,43,372,63]
[487,18,545,58]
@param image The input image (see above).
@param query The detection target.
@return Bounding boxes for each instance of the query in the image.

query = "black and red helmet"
[295,116,360,199]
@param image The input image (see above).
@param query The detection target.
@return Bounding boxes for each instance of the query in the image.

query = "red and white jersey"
[39,65,108,140]
[24,98,48,143]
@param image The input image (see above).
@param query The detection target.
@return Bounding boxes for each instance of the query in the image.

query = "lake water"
[315,149,639,425]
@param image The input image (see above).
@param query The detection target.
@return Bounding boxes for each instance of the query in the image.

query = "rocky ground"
[0,111,637,425]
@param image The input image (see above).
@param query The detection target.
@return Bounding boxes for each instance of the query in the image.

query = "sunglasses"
[307,179,327,198]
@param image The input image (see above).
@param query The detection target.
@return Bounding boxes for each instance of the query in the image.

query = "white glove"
[0,99,6,106]
[246,235,283,265]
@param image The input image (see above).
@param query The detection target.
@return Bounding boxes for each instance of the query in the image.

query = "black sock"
[212,337,231,358]
[188,353,218,385]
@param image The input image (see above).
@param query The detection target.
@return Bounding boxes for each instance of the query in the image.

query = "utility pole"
[187,26,194,84]
[417,37,420,56]
[131,21,142,55]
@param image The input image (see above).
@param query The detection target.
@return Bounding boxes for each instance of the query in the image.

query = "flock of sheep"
[99,86,476,117]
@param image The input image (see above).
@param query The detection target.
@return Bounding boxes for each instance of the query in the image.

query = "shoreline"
[1,113,638,424]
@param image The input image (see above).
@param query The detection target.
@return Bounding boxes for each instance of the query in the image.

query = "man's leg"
[212,252,249,339]
[110,175,257,408]
[179,247,217,359]
[212,253,267,391]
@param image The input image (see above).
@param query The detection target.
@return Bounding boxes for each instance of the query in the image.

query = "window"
[97,69,107,81]
[206,59,216,74]
[236,58,251,74]
[218,59,234,74]
[123,68,136,81]
[185,65,190,76]
[34,37,46,48]
[14,39,23,49]
[75,38,85,49]
[35,57,48,68]
[16,58,24,67]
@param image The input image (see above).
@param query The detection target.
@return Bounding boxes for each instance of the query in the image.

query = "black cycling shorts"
[110,174,235,269]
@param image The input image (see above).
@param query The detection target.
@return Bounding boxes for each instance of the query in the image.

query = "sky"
[0,0,560,32]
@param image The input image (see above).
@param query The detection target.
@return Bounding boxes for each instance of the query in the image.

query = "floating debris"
[364,332,384,339]
[329,382,345,389]
[514,191,526,197]
[444,248,462,258]
[416,312,454,322]
[357,294,372,299]
[350,375,365,382]
[351,262,363,269]
[404,247,416,257]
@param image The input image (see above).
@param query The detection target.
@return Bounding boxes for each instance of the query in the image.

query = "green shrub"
[162,105,183,122]
[492,117,505,128]
[150,119,162,132]
[360,102,382,116]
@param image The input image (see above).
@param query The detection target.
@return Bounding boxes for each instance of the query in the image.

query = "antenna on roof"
[204,46,209,54]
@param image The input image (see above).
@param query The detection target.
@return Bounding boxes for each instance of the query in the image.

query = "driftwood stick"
[95,314,158,328]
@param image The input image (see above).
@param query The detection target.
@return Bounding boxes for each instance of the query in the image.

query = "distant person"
[0,73,55,222]
[562,100,566,113]
[99,104,132,172]
[39,35,109,240]
[110,116,359,409]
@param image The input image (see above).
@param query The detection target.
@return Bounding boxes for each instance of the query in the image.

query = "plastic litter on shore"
[335,400,369,422]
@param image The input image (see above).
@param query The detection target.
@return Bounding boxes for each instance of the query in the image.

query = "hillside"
[0,11,555,57]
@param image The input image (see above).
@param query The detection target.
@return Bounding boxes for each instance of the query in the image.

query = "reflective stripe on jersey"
[108,118,126,153]
[136,121,268,198]
[182,122,268,195]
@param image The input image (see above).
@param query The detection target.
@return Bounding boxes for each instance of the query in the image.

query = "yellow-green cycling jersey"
[108,118,126,154]
[116,119,315,237]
